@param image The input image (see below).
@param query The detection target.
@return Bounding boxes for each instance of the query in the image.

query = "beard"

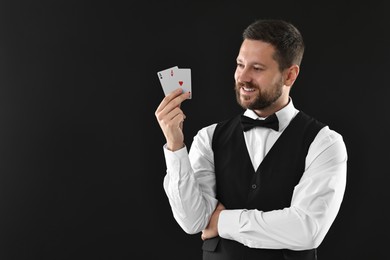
[235,79,283,110]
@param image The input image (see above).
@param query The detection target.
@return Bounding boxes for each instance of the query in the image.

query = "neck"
[254,96,290,118]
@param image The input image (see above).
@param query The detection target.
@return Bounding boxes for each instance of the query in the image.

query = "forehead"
[237,39,276,64]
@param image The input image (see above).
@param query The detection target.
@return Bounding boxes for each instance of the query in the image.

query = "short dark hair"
[243,19,305,71]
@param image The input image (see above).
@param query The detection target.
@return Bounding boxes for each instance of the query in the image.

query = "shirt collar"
[243,97,299,132]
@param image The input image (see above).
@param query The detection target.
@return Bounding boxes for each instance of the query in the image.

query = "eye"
[253,66,264,71]
[236,63,244,68]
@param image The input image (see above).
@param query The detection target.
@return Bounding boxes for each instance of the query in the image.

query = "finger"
[165,91,190,113]
[163,107,185,125]
[156,101,186,125]
[155,88,184,114]
[201,232,206,241]
[217,202,225,210]
[169,111,186,128]
[156,90,191,118]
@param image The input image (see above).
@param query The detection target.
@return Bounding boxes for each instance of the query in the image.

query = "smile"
[242,87,255,92]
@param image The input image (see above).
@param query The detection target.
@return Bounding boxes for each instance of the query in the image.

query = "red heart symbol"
[179,81,183,86]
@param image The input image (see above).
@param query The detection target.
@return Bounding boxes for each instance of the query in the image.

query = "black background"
[0,1,389,259]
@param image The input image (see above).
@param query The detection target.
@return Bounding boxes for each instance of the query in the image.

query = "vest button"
[251,184,257,189]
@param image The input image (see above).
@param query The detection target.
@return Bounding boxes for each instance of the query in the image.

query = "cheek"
[270,74,283,86]
[258,73,277,86]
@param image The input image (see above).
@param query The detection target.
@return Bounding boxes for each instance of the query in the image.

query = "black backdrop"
[0,1,389,259]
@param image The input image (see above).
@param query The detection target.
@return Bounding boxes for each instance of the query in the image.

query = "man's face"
[234,39,285,112]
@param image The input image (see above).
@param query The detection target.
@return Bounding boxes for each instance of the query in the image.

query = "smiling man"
[155,19,347,260]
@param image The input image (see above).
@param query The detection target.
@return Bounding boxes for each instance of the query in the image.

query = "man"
[155,19,347,260]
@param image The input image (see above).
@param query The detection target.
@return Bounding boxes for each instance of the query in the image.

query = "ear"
[284,65,300,87]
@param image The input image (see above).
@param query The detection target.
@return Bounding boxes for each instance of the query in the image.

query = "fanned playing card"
[157,66,191,99]
[174,68,191,99]
[157,66,178,96]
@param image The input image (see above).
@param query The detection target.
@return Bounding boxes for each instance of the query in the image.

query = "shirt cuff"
[163,144,192,179]
[218,209,243,240]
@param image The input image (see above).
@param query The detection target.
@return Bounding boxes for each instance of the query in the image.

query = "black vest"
[202,111,325,260]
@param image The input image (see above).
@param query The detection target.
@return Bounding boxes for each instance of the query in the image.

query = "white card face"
[157,66,178,96]
[157,66,191,99]
[175,68,191,99]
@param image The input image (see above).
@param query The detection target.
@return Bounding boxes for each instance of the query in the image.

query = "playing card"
[157,66,191,99]
[174,68,191,99]
[157,66,178,96]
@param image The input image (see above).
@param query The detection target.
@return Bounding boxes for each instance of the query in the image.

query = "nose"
[236,67,251,83]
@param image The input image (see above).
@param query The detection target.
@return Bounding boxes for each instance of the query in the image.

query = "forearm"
[218,207,319,250]
[163,172,217,234]
[163,145,218,234]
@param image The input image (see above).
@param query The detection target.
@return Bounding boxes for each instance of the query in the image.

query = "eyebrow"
[236,58,267,68]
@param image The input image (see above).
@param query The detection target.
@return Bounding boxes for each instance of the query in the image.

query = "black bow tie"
[240,114,279,132]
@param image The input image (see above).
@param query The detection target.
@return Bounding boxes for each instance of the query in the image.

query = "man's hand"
[155,88,191,151]
[201,202,225,240]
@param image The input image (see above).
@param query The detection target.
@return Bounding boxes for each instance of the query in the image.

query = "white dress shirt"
[162,99,347,250]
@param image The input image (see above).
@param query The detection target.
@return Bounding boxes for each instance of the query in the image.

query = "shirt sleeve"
[162,124,219,234]
[218,126,348,250]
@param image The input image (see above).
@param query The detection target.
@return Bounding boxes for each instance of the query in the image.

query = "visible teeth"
[243,87,255,92]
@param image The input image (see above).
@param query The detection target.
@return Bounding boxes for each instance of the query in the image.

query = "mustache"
[235,81,258,89]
